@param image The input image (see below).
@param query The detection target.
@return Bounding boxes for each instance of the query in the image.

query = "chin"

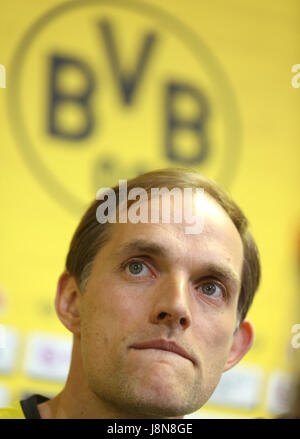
[126,387,200,419]
[132,399,197,419]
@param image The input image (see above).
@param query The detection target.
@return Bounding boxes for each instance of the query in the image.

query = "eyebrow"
[114,239,241,291]
[114,239,169,260]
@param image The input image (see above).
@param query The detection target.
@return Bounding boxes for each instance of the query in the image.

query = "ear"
[55,271,82,337]
[223,319,255,372]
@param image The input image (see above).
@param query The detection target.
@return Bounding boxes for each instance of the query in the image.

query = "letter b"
[48,55,95,140]
[164,81,210,165]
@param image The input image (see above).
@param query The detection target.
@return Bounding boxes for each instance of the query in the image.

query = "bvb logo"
[8,0,241,216]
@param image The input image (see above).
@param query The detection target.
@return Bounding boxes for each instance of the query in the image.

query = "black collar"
[20,394,50,419]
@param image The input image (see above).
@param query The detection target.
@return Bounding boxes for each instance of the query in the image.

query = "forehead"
[96,193,244,278]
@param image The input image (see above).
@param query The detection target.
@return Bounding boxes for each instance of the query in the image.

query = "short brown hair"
[66,168,260,324]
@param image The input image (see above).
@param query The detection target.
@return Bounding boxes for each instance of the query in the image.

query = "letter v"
[98,19,157,105]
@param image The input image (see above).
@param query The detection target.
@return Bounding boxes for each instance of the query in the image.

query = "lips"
[131,339,194,364]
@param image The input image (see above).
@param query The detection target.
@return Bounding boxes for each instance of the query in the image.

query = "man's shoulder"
[0,400,25,419]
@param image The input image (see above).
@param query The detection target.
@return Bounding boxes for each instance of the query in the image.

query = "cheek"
[193,310,235,362]
[81,280,144,350]
[80,299,110,360]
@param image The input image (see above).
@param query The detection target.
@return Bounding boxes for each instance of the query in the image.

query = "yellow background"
[0,0,299,418]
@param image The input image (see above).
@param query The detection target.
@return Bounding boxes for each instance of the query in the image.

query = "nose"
[150,274,192,330]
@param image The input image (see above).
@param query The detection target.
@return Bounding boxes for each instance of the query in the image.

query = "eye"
[198,281,224,298]
[125,260,151,277]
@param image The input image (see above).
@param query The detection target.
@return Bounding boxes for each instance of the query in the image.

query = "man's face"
[79,194,244,417]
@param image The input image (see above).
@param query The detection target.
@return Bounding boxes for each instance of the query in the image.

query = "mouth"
[131,339,194,364]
